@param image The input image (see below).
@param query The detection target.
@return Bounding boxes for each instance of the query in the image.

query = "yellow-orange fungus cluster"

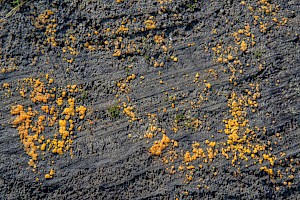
[30,79,51,103]
[10,76,87,179]
[221,90,272,166]
[44,169,55,179]
[35,10,58,47]
[149,134,171,156]
[122,102,137,122]
[184,143,205,163]
[11,105,39,167]
[144,17,156,30]
[143,0,293,187]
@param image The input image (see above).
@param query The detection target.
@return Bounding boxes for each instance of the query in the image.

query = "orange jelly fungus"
[10,77,87,179]
[149,134,171,156]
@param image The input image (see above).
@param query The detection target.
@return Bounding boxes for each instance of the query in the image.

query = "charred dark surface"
[0,0,299,199]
